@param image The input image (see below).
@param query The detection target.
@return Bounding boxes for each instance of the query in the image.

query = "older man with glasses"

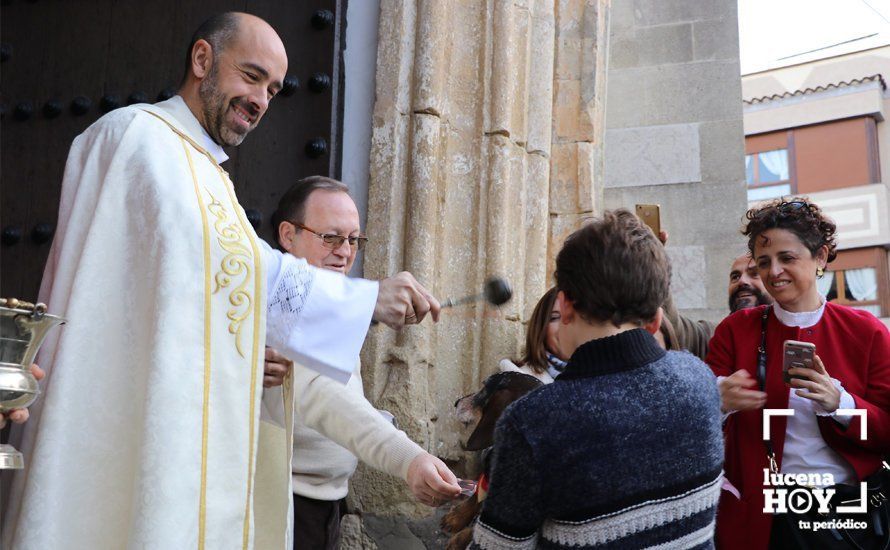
[267,176,459,550]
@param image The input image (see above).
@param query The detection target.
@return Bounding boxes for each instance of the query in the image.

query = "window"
[819,248,890,318]
[820,267,884,317]
[746,148,791,202]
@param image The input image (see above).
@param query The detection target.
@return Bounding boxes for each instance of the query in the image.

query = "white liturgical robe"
[0,96,377,550]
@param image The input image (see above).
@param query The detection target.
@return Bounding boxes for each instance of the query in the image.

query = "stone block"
[374,0,418,116]
[609,0,636,32]
[666,245,707,309]
[555,0,584,40]
[549,142,596,214]
[405,115,444,293]
[366,112,411,278]
[611,23,693,70]
[582,34,605,87]
[483,134,519,275]
[576,141,597,211]
[693,17,740,62]
[505,151,530,311]
[604,123,702,187]
[522,154,551,318]
[363,514,428,549]
[632,0,732,27]
[351,462,421,516]
[339,514,378,550]
[578,78,602,143]
[411,1,449,116]
[555,35,582,81]
[603,181,747,248]
[553,79,582,142]
[642,60,743,125]
[489,1,528,141]
[511,2,532,145]
[604,66,647,129]
[609,27,639,69]
[641,23,693,66]
[445,0,487,131]
[357,511,456,550]
[480,315,525,376]
[698,118,746,185]
[526,7,556,154]
[438,129,484,284]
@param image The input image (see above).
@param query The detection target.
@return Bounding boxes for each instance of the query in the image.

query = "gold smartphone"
[635,204,661,236]
[783,340,816,384]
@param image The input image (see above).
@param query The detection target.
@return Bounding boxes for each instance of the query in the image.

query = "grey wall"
[342,0,380,277]
[603,0,748,323]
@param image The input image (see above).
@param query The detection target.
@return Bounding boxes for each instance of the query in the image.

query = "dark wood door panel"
[1,0,345,300]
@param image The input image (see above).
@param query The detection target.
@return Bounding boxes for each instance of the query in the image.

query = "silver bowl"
[0,300,65,469]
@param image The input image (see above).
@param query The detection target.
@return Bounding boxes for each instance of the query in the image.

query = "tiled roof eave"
[742,74,886,105]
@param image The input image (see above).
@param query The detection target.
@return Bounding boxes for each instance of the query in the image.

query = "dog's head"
[454,371,543,451]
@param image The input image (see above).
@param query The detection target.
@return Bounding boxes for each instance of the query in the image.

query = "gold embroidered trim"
[180,137,213,550]
[206,191,254,358]
[219,173,265,550]
[141,109,255,359]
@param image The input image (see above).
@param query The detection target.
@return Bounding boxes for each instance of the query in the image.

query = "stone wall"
[351,0,611,525]
[603,0,747,323]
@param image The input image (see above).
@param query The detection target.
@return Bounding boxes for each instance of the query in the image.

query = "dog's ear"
[465,390,512,450]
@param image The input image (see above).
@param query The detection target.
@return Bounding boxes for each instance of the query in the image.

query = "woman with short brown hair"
[707,198,890,549]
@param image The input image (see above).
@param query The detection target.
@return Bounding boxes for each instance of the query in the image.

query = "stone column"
[353,0,611,518]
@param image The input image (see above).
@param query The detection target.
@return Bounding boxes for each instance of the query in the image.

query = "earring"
[816,266,825,278]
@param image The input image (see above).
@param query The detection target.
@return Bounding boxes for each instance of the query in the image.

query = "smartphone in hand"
[783,340,816,384]
[635,204,661,236]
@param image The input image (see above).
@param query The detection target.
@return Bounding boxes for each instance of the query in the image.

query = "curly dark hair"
[555,209,670,327]
[742,198,838,263]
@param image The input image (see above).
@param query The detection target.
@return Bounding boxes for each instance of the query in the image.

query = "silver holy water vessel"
[0,298,64,469]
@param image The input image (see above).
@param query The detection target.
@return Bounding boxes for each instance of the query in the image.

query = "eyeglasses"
[753,200,815,219]
[292,222,368,251]
[777,200,814,214]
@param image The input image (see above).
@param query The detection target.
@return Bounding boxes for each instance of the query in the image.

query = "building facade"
[742,42,890,324]
[602,0,748,325]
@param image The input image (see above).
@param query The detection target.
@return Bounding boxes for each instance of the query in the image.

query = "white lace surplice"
[263,241,377,384]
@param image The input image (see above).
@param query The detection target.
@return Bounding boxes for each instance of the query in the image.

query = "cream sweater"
[292,362,425,501]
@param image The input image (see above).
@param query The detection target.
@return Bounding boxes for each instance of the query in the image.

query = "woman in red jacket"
[707,198,890,549]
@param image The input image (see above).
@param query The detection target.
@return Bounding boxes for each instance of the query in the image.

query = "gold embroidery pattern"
[219,176,265,549]
[206,192,254,358]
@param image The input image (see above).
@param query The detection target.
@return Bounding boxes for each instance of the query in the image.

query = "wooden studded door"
[0,0,347,301]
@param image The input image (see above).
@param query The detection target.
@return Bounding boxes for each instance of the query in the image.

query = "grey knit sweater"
[470,328,724,549]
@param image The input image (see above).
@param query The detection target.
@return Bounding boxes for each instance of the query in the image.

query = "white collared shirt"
[164,95,229,164]
[772,299,856,485]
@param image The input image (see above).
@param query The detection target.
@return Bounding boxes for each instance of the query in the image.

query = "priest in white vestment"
[0,13,450,550]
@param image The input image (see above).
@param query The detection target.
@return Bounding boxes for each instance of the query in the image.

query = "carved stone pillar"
[353,0,611,516]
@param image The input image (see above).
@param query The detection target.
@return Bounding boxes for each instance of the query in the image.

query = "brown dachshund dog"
[441,371,543,550]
